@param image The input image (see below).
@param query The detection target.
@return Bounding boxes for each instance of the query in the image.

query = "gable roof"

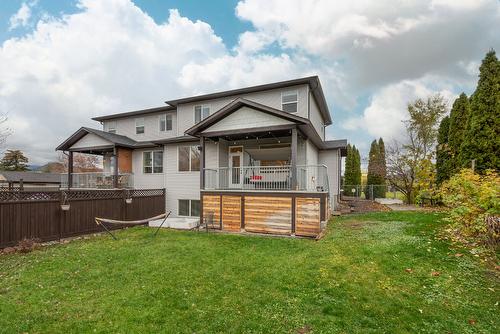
[56,127,154,151]
[166,76,332,125]
[0,171,61,184]
[92,105,176,122]
[185,98,309,136]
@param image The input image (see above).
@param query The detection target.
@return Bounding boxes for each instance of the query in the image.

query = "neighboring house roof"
[92,105,176,122]
[0,171,61,184]
[166,76,332,125]
[185,98,309,137]
[56,127,156,151]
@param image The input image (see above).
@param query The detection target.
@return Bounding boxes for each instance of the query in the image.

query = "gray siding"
[102,110,177,141]
[305,139,319,166]
[309,94,325,140]
[164,142,200,217]
[70,133,111,149]
[202,106,293,133]
[132,148,165,189]
[319,149,341,209]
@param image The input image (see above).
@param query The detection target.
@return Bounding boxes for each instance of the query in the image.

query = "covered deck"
[56,127,143,189]
[186,98,332,237]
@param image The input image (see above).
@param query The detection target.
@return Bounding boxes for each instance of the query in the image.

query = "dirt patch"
[339,197,390,214]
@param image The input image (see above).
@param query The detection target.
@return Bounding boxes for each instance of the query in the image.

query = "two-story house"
[56,76,347,236]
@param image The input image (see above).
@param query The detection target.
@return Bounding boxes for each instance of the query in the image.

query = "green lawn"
[0,212,498,333]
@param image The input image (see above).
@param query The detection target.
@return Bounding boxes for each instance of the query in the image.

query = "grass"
[0,211,498,333]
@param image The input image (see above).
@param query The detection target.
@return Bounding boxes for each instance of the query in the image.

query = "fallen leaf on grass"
[431,271,441,277]
[468,319,477,325]
[405,268,413,273]
[455,253,463,257]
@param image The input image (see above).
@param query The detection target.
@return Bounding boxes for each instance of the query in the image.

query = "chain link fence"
[341,185,405,200]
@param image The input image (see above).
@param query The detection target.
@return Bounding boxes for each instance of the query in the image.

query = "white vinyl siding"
[309,93,325,140]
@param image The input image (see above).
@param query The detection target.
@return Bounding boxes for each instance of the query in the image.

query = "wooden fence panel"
[202,195,221,226]
[244,196,292,235]
[222,196,241,232]
[295,197,321,237]
[0,189,165,248]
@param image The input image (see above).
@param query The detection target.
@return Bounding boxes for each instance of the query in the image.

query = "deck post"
[291,127,298,190]
[68,151,73,189]
[200,136,205,189]
[113,147,119,188]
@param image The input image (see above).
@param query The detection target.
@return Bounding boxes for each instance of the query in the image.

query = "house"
[56,76,347,236]
[0,171,61,190]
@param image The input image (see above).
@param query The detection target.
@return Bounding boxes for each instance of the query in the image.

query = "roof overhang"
[92,105,176,122]
[166,76,332,126]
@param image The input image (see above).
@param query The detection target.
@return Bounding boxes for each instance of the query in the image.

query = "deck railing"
[204,165,328,192]
[61,172,134,189]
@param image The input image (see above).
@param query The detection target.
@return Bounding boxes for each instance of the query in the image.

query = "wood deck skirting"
[201,190,328,237]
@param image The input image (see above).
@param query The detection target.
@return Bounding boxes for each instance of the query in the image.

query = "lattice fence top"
[0,188,165,202]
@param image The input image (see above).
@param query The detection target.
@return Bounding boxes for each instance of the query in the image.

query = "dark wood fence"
[0,189,165,248]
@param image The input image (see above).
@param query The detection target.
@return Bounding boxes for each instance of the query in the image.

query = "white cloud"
[343,77,455,140]
[9,2,33,30]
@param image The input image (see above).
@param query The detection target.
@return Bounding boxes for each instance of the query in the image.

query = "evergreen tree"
[448,93,470,173]
[436,116,452,184]
[0,149,30,171]
[460,50,500,172]
[378,137,386,180]
[353,146,362,186]
[344,144,354,185]
[366,140,385,199]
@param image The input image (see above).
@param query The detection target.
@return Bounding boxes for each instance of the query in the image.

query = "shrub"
[440,169,499,247]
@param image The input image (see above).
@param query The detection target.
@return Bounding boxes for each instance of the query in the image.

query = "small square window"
[143,150,163,174]
[136,118,145,134]
[282,91,298,113]
[107,121,116,134]
[195,105,210,123]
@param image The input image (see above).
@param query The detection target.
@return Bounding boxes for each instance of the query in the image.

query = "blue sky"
[0,0,498,165]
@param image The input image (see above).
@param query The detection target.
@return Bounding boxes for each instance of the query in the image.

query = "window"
[194,105,210,123]
[178,146,200,171]
[135,118,145,134]
[107,121,116,134]
[282,90,298,113]
[143,150,163,174]
[179,199,200,217]
[159,114,172,132]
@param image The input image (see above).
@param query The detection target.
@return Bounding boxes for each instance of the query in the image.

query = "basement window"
[179,199,200,217]
[282,90,298,113]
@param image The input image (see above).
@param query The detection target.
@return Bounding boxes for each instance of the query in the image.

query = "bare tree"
[386,94,448,204]
[58,152,102,172]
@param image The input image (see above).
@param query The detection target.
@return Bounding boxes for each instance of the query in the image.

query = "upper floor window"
[282,90,298,113]
[107,121,116,134]
[159,114,172,132]
[135,118,145,134]
[194,105,210,123]
[143,150,163,174]
[178,146,200,172]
